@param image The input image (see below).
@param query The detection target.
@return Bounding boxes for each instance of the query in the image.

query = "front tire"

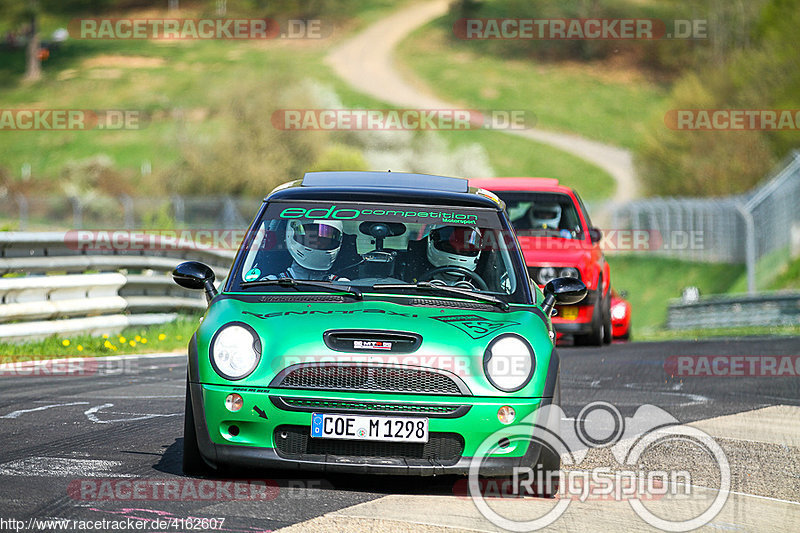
[602,294,612,344]
[183,382,209,475]
[575,297,604,346]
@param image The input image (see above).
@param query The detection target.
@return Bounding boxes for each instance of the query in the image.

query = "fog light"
[229,424,240,437]
[225,393,243,412]
[497,405,516,424]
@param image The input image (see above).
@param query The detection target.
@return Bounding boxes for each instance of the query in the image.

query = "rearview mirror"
[588,227,602,243]
[173,261,218,302]
[542,277,587,317]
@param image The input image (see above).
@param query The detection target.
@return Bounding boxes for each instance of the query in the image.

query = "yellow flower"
[104,340,112,348]
[76,345,83,352]
[119,336,126,343]
[158,333,166,341]
[141,338,147,344]
[61,339,70,346]
[129,340,136,347]
[134,335,141,342]
[102,334,109,339]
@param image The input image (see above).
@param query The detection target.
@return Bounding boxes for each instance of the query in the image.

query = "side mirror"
[173,261,218,302]
[618,290,628,299]
[588,227,602,243]
[541,277,587,317]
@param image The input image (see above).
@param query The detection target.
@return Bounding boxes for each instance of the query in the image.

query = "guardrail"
[0,232,236,342]
[667,291,800,330]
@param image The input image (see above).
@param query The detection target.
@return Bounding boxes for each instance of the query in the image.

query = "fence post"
[735,202,756,294]
[15,194,28,230]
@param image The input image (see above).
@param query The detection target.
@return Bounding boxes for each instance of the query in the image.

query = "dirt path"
[326,0,639,205]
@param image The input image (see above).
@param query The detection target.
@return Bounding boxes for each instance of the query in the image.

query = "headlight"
[611,305,627,320]
[559,267,581,280]
[536,267,558,285]
[210,323,261,380]
[483,334,534,392]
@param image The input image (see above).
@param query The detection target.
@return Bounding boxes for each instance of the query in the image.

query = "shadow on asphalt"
[153,438,467,496]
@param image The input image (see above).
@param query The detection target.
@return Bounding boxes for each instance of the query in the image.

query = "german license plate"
[310,413,429,443]
[559,306,579,320]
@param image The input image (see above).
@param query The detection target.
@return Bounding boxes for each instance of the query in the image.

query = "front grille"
[274,425,464,466]
[272,396,469,418]
[271,364,467,395]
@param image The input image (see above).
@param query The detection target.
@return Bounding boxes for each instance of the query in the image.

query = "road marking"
[84,403,181,424]
[0,457,134,478]
[0,401,90,419]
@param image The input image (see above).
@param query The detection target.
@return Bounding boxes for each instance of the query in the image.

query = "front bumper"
[189,383,556,476]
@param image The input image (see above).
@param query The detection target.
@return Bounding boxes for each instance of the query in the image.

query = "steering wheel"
[419,266,489,291]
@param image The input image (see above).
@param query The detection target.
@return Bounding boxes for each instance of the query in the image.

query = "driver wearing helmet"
[527,202,562,230]
[423,225,483,286]
[272,219,349,281]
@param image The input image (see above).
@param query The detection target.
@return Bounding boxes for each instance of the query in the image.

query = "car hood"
[193,293,554,397]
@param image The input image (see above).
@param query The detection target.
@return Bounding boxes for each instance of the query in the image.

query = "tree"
[0,0,112,81]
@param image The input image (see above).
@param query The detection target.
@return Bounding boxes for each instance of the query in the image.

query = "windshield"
[494,192,585,240]
[229,200,527,303]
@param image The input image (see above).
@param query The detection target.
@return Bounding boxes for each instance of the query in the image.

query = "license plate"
[559,306,579,320]
[310,413,429,443]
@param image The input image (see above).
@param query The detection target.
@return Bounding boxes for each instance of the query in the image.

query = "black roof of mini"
[266,171,503,210]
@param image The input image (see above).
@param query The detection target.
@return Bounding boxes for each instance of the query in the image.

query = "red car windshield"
[494,192,585,239]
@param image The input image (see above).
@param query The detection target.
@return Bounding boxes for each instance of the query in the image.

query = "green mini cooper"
[173,171,585,481]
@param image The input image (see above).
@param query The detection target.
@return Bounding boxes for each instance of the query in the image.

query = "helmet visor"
[291,223,342,250]
[431,226,482,256]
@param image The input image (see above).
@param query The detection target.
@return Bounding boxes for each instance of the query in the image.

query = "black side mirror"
[588,227,602,243]
[542,277,587,317]
[173,261,218,302]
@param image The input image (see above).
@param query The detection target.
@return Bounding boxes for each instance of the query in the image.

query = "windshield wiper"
[240,278,362,299]
[372,281,509,310]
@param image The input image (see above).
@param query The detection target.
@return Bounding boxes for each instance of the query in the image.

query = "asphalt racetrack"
[1,337,798,532]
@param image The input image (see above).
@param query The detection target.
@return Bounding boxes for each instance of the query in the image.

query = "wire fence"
[612,151,800,292]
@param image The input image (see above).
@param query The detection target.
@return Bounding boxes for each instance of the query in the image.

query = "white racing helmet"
[527,202,562,229]
[426,225,483,272]
[285,219,343,271]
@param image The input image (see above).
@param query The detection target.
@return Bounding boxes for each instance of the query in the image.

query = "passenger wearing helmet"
[424,225,483,286]
[274,219,349,281]
[527,202,562,230]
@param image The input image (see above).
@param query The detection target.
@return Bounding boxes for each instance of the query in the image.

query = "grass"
[637,324,800,342]
[395,19,670,152]
[0,314,201,362]
[1,0,617,202]
[607,255,745,332]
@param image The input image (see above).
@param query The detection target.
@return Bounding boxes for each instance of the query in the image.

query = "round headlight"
[483,335,534,392]
[210,323,261,380]
[611,304,627,320]
[537,267,558,285]
[559,267,581,280]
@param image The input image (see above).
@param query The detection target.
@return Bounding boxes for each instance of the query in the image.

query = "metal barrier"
[667,292,800,330]
[612,151,800,292]
[0,232,235,342]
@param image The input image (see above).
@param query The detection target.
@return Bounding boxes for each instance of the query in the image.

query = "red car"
[471,178,612,346]
[610,289,632,340]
